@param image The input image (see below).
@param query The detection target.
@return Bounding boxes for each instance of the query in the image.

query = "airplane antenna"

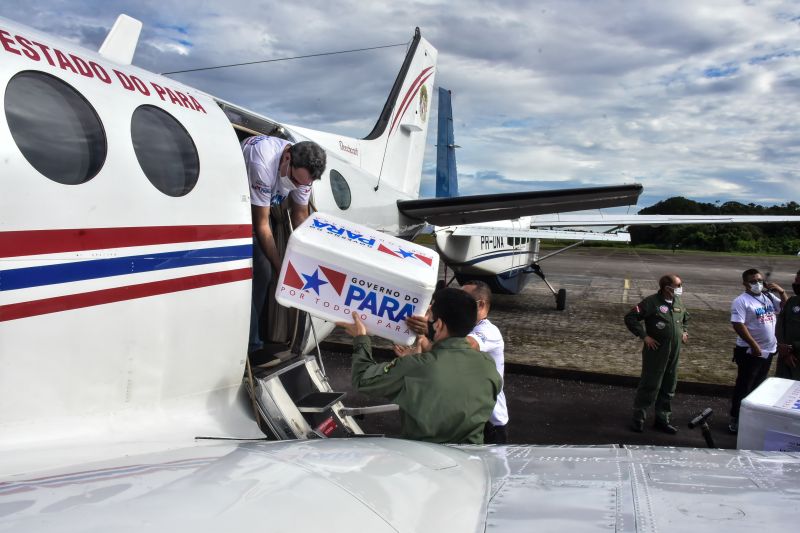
[161,42,408,75]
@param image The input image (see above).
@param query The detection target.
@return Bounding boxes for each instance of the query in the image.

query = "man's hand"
[416,335,432,352]
[748,344,763,358]
[336,312,367,337]
[778,343,797,368]
[393,342,422,357]
[405,315,427,336]
[643,336,660,350]
[682,332,689,344]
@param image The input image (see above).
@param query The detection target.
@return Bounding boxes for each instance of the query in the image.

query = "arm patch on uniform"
[383,359,398,373]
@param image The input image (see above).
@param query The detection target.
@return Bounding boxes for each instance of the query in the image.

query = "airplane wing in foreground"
[2,439,799,532]
[397,184,643,226]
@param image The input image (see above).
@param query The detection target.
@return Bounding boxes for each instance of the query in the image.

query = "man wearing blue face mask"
[728,268,788,433]
[625,274,690,434]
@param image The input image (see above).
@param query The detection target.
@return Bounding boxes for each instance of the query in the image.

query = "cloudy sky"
[1,0,798,208]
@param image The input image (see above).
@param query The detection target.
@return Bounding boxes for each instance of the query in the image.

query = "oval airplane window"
[131,105,199,197]
[4,71,106,185]
[329,169,351,210]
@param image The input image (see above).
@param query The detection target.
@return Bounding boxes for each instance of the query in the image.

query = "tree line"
[630,197,800,254]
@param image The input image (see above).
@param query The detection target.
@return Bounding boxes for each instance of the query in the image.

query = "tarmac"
[320,246,800,449]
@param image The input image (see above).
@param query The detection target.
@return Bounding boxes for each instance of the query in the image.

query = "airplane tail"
[290,29,437,198]
[435,87,458,198]
[360,28,437,196]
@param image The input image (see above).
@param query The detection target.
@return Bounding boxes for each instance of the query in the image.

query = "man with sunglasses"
[242,136,326,364]
[624,274,690,434]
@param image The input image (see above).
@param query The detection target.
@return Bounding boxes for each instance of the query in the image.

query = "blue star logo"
[302,269,329,295]
[395,248,415,258]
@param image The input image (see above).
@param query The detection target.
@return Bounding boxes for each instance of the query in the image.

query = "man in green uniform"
[776,269,800,381]
[624,274,690,434]
[337,288,501,444]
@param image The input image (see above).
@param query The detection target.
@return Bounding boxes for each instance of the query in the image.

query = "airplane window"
[4,71,106,185]
[329,169,351,210]
[131,105,199,197]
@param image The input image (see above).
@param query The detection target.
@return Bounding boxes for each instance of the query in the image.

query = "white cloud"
[0,0,798,207]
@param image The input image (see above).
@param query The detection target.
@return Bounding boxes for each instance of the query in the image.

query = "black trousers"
[483,421,508,444]
[730,346,774,418]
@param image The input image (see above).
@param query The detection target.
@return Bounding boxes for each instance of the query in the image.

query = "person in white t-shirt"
[401,281,509,443]
[728,268,788,433]
[242,136,326,360]
[461,280,508,444]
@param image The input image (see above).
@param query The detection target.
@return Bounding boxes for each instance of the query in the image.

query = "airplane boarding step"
[245,354,397,440]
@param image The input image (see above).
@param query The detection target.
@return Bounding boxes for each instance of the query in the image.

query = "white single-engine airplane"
[1,14,800,533]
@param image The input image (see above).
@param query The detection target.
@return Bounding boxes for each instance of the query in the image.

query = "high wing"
[451,213,800,239]
[397,184,643,226]
[527,213,800,227]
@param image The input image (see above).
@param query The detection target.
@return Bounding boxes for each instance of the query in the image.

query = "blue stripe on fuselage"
[0,244,252,291]
[455,249,530,267]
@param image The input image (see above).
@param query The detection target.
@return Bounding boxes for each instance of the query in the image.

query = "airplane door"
[510,218,526,272]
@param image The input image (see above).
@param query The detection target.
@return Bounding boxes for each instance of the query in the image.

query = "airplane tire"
[556,289,567,311]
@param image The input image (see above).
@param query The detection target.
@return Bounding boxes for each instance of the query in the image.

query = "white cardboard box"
[738,377,800,451]
[275,212,439,345]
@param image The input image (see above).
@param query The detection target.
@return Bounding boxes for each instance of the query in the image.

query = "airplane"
[429,88,800,308]
[1,14,800,532]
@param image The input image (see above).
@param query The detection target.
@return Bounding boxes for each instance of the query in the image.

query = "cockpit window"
[4,71,106,185]
[329,169,351,210]
[131,105,199,197]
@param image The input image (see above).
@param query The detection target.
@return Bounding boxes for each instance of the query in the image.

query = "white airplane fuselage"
[0,16,436,466]
[435,221,536,294]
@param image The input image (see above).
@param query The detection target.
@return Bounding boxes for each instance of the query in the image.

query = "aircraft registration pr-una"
[1,14,800,533]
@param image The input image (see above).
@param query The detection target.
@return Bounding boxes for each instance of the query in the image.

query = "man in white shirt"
[728,268,788,433]
[461,280,509,444]
[401,281,509,443]
[242,136,326,360]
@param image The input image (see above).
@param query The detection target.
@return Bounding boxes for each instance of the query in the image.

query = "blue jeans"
[249,237,272,353]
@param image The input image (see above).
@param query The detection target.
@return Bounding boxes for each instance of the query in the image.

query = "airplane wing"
[397,184,643,226]
[3,439,800,532]
[524,213,800,227]
[449,213,800,240]
[451,225,631,241]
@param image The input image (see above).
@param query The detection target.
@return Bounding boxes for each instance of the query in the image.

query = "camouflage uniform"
[624,293,690,424]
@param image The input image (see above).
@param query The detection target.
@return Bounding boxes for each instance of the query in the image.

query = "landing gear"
[527,263,567,311]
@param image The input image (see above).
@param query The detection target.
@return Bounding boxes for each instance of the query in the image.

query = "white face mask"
[277,174,297,198]
[672,287,683,296]
[749,281,763,294]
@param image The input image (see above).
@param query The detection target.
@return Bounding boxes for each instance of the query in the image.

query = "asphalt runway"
[529,246,799,311]
[322,247,800,449]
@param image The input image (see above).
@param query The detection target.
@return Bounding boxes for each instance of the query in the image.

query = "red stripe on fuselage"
[0,268,251,322]
[0,225,252,258]
[388,67,433,136]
